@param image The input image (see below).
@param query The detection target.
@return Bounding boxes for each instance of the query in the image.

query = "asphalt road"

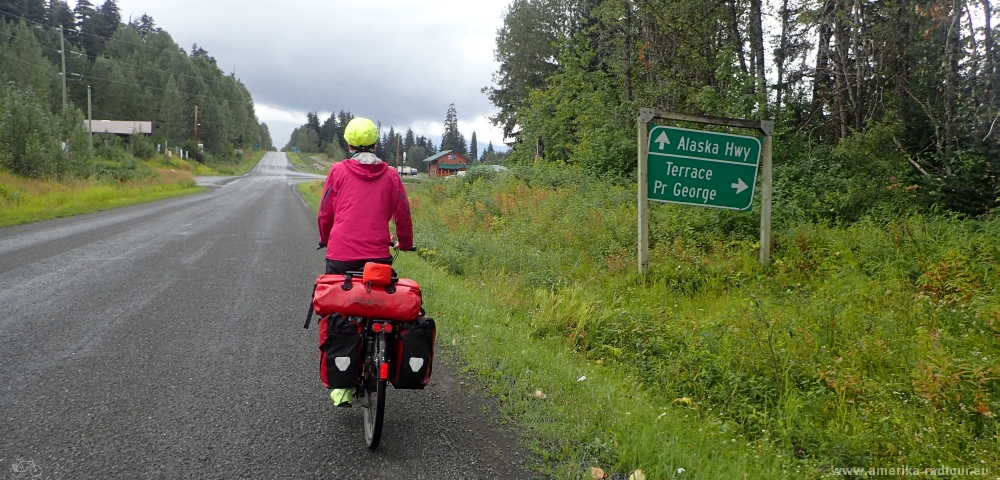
[0,153,540,479]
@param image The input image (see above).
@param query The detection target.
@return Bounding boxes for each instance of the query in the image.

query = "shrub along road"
[0,153,539,479]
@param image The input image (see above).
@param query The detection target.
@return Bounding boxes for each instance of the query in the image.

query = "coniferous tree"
[440,103,462,152]
[158,75,187,143]
[470,131,477,162]
[319,113,338,147]
[403,128,415,153]
[130,13,157,37]
[46,1,75,31]
[306,112,321,137]
[22,0,46,24]
[259,123,273,150]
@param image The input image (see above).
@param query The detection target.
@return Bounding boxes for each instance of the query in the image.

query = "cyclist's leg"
[323,257,394,407]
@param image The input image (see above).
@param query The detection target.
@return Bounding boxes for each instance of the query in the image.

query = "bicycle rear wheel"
[363,334,387,449]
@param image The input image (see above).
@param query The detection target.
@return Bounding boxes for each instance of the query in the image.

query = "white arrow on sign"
[731,178,748,194]
[654,131,671,150]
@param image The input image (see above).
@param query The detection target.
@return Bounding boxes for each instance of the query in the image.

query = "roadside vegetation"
[436,1,999,475]
[299,0,1000,476]
[401,168,998,478]
[287,151,331,174]
[0,4,273,228]
[0,150,265,227]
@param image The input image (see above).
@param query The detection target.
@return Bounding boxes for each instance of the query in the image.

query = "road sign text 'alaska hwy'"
[646,125,761,211]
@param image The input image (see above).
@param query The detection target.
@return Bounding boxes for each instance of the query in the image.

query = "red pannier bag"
[312,272,422,322]
[318,314,362,389]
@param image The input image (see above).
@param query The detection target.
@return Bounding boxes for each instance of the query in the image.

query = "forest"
[283,103,508,170]
[490,0,999,222]
[0,0,271,180]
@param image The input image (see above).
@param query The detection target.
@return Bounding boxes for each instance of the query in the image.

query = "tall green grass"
[0,169,200,227]
[0,151,267,227]
[297,179,808,478]
[405,166,999,476]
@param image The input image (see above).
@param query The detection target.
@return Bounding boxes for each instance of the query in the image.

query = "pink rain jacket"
[317,159,413,261]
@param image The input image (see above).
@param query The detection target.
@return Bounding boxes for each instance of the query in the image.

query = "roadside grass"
[194,149,267,176]
[297,180,322,206]
[0,168,200,227]
[401,166,999,477]
[288,151,331,174]
[0,151,267,227]
[298,178,806,478]
[398,253,806,479]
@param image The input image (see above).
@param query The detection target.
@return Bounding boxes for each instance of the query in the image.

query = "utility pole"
[193,105,199,144]
[87,85,92,156]
[395,133,400,170]
[60,27,67,113]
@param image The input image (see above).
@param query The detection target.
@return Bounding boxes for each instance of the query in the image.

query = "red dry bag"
[312,273,422,322]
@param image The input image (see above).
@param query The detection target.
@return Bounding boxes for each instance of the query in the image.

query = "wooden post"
[637,116,650,276]
[636,109,774,273]
[60,27,67,114]
[87,85,92,157]
[759,129,774,265]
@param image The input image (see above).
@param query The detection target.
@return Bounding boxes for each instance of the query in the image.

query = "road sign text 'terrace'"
[646,125,761,211]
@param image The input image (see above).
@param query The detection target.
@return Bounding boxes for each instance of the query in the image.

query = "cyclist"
[317,117,413,407]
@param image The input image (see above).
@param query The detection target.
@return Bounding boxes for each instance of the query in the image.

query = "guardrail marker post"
[758,123,774,265]
[638,113,650,276]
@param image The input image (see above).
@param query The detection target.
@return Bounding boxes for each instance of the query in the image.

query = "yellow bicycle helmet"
[344,118,378,147]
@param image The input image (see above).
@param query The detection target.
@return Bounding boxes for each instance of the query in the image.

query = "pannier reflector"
[335,357,351,371]
[409,358,424,372]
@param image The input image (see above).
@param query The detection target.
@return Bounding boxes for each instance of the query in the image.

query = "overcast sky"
[76,0,512,150]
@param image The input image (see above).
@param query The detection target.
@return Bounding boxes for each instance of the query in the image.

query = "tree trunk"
[750,0,768,114]
[832,0,852,139]
[728,1,749,75]
[984,0,995,110]
[623,2,634,102]
[943,0,962,153]
[853,0,864,131]
[893,0,912,116]
[776,0,790,113]
[812,0,837,115]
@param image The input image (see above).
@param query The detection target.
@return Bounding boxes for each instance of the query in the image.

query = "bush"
[406,164,1000,472]
[128,132,158,159]
[0,82,90,178]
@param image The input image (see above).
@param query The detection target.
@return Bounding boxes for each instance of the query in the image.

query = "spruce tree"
[158,75,187,144]
[470,131,477,162]
[439,103,462,152]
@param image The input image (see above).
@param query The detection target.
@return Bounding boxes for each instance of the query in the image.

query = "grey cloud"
[107,0,508,147]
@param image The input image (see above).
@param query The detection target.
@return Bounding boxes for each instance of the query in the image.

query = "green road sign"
[646,125,761,211]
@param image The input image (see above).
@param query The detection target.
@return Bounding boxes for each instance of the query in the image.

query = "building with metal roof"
[423,150,469,178]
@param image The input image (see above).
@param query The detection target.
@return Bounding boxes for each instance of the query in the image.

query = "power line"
[0,48,55,71]
[72,72,254,108]
[0,15,243,89]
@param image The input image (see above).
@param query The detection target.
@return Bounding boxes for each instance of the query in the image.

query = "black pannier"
[318,314,362,389]
[390,316,436,389]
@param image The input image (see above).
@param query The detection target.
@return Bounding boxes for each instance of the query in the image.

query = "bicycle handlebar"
[389,241,417,252]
